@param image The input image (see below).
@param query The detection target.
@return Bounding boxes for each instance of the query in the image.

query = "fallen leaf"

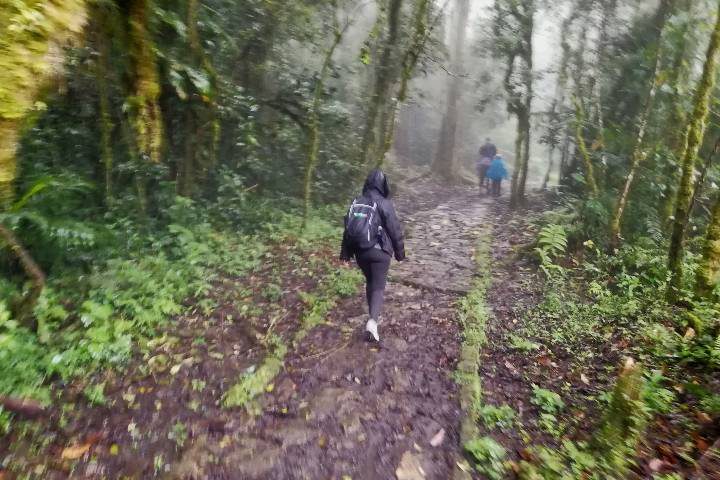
[109,444,119,456]
[265,384,274,393]
[696,437,709,453]
[61,443,92,460]
[537,356,552,367]
[696,411,713,424]
[580,373,590,385]
[430,429,445,447]
[456,461,471,472]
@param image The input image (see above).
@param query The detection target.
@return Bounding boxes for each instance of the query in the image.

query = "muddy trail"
[168,184,494,479]
[1,181,494,480]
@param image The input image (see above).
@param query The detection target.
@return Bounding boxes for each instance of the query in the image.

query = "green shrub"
[465,436,507,480]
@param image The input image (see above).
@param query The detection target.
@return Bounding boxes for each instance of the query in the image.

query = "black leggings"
[356,247,391,319]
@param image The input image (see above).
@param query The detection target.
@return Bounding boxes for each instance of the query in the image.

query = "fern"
[537,224,568,259]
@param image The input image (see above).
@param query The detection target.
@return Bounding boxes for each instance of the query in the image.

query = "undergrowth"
[223,265,362,411]
[515,202,720,478]
[0,194,350,431]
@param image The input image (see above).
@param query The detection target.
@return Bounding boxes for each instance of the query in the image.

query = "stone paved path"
[172,184,493,480]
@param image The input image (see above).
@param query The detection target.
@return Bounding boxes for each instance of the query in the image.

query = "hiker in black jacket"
[340,169,406,341]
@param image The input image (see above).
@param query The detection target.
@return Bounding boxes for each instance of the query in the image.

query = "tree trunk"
[95,8,114,206]
[573,97,599,197]
[0,224,46,331]
[128,0,163,164]
[661,0,694,228]
[0,0,89,207]
[510,123,525,208]
[610,1,671,247]
[359,0,403,167]
[431,0,470,180]
[541,146,555,191]
[303,19,346,227]
[694,139,720,298]
[667,4,720,302]
[376,0,434,168]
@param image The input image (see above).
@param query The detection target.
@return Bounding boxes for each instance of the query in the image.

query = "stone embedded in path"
[395,451,427,480]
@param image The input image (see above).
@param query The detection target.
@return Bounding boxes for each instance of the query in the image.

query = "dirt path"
[0,183,495,480]
[169,185,493,480]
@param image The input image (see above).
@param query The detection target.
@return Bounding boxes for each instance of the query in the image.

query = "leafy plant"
[465,436,507,480]
[479,404,517,431]
[531,386,565,414]
[508,334,541,352]
[83,382,107,406]
[168,421,188,449]
[534,224,568,278]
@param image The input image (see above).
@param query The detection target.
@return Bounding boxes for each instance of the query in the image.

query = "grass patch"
[223,266,362,411]
[454,227,495,477]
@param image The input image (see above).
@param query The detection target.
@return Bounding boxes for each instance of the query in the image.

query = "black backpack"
[344,196,381,250]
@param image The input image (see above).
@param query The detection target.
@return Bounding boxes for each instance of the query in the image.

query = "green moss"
[128,0,163,163]
[668,6,720,299]
[0,0,88,205]
[455,228,492,446]
[223,265,362,411]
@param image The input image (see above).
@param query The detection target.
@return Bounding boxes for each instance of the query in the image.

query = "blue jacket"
[486,158,508,181]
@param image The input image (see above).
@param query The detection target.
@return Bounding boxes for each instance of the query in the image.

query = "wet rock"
[396,451,426,480]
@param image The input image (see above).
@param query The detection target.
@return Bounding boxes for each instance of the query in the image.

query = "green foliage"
[465,436,507,480]
[223,338,287,410]
[531,386,565,415]
[479,404,516,431]
[224,260,361,411]
[508,334,540,352]
[642,370,676,415]
[168,421,188,450]
[534,224,567,278]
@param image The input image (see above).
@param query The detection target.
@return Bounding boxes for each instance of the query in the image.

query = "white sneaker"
[365,318,379,342]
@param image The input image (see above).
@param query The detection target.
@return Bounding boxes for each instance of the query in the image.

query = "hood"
[362,169,391,198]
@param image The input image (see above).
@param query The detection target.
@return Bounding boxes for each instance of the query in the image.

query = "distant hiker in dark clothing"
[486,154,508,197]
[340,169,406,342]
[477,138,497,191]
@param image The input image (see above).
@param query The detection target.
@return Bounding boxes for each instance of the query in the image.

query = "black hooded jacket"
[341,170,406,261]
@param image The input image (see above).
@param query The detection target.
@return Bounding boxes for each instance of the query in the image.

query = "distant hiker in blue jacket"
[486,155,508,197]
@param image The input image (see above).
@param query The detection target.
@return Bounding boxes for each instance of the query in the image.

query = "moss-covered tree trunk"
[176,0,220,198]
[593,358,646,476]
[303,8,347,227]
[610,0,671,247]
[374,0,434,168]
[0,0,89,208]
[516,5,534,203]
[667,3,720,302]
[0,225,46,330]
[695,139,720,297]
[95,5,115,206]
[495,0,534,208]
[128,0,163,164]
[541,145,555,191]
[572,96,599,197]
[661,0,694,227]
[510,123,526,208]
[359,0,403,167]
